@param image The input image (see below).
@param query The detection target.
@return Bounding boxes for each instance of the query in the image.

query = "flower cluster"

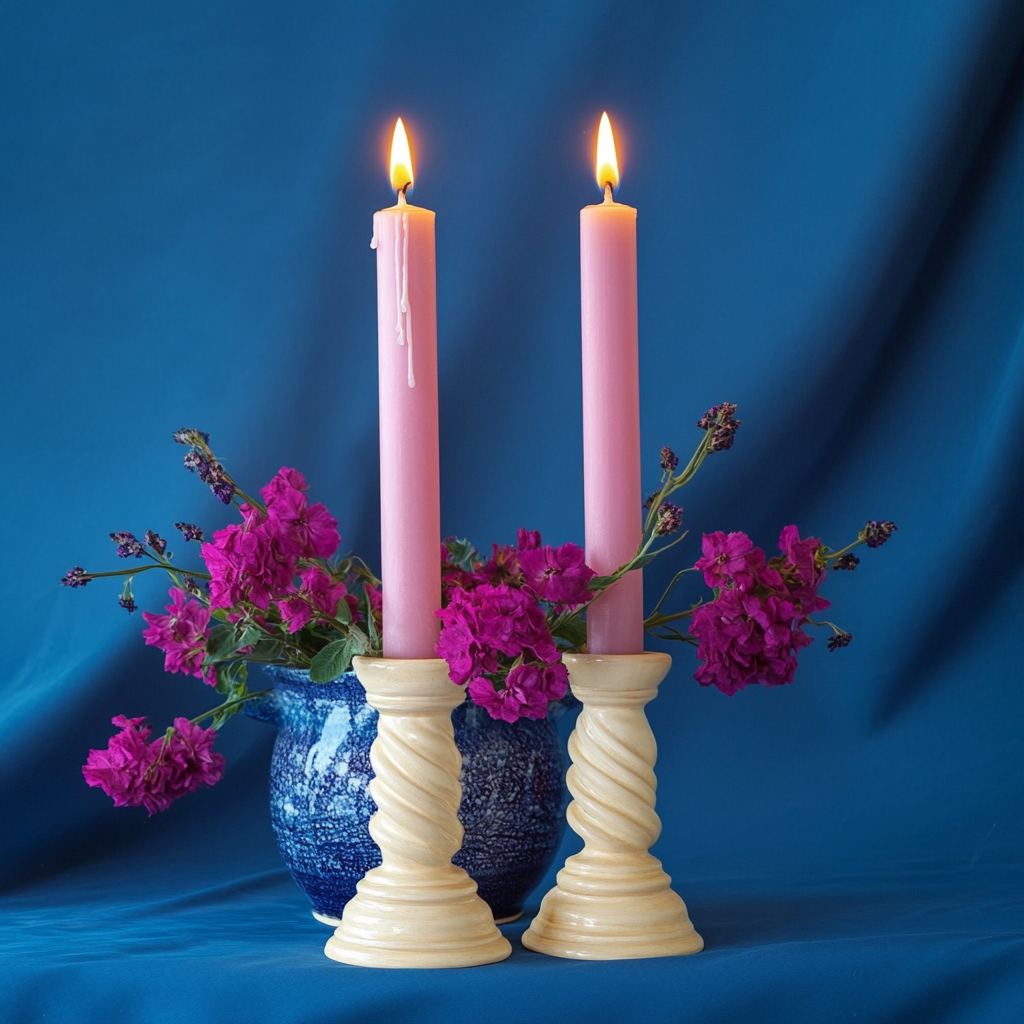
[82,715,225,815]
[697,402,741,453]
[690,526,832,695]
[144,530,167,556]
[62,566,89,588]
[142,587,215,684]
[655,502,684,536]
[862,520,898,548]
[67,418,896,819]
[435,529,594,722]
[175,428,235,504]
[110,531,146,559]
[174,522,203,543]
[278,565,356,634]
[67,437,386,814]
[200,467,340,611]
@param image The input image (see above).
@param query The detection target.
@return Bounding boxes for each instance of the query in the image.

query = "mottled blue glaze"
[245,665,573,922]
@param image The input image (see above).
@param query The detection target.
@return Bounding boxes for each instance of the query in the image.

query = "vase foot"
[312,909,342,927]
[493,909,523,925]
[324,866,512,968]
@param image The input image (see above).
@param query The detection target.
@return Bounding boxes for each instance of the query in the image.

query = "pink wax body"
[372,197,441,658]
[581,195,644,654]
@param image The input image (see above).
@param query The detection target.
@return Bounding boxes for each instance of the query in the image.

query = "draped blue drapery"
[1,2,1021,1021]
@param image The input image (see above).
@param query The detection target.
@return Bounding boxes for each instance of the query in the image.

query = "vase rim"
[258,664,361,694]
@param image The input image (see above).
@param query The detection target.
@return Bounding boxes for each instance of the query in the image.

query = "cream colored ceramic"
[324,657,512,968]
[522,652,703,960]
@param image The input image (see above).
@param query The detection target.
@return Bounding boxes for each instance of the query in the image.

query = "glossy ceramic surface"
[245,665,571,922]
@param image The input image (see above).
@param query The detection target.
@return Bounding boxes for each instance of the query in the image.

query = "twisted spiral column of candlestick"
[324,657,511,968]
[522,652,703,960]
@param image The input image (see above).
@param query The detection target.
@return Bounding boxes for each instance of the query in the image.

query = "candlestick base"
[521,653,703,960]
[324,657,511,969]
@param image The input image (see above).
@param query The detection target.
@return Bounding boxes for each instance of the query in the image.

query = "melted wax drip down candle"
[370,118,441,658]
[581,113,644,655]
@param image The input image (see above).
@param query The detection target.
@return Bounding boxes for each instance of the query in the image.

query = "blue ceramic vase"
[244,665,573,923]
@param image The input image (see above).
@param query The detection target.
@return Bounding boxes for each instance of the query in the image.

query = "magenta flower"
[474,583,559,663]
[692,588,800,695]
[82,715,225,815]
[151,718,226,811]
[472,543,522,587]
[261,466,340,560]
[142,588,215,685]
[694,531,754,589]
[469,666,547,722]
[518,542,595,611]
[436,582,560,687]
[691,526,829,695]
[516,528,542,551]
[82,715,159,811]
[278,566,353,634]
[201,518,295,611]
[467,662,567,723]
[436,588,500,685]
[540,661,569,702]
[260,466,308,504]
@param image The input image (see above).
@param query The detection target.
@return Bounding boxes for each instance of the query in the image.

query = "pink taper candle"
[371,118,441,658]
[581,113,644,654]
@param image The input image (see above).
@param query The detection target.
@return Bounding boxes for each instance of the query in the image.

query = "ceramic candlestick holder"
[324,657,512,968]
[522,652,703,960]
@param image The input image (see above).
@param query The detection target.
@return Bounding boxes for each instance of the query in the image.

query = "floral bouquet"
[64,407,895,815]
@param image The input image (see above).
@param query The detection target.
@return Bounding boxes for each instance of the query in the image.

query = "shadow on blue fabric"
[1,1,1021,1022]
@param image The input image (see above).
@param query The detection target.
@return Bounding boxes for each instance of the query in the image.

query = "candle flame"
[389,117,413,193]
[595,112,619,190]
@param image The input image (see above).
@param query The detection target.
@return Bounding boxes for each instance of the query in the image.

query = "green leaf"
[249,638,283,661]
[364,600,379,650]
[309,639,353,683]
[238,625,262,649]
[213,663,233,695]
[205,623,243,662]
[334,595,352,625]
[552,614,587,648]
[443,537,478,572]
[210,608,229,623]
[213,660,248,697]
[588,574,618,591]
[631,552,658,570]
[347,624,370,656]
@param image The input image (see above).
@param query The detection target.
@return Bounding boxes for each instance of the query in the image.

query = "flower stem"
[74,563,211,583]
[643,606,698,630]
[190,689,271,726]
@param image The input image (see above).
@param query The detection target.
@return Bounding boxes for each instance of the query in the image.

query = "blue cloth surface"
[1,1,1022,1021]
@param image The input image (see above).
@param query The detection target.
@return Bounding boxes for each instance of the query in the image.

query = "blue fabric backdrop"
[1,1,1022,1021]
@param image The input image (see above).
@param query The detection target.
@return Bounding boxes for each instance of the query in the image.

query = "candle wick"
[603,184,614,204]
[397,186,409,207]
